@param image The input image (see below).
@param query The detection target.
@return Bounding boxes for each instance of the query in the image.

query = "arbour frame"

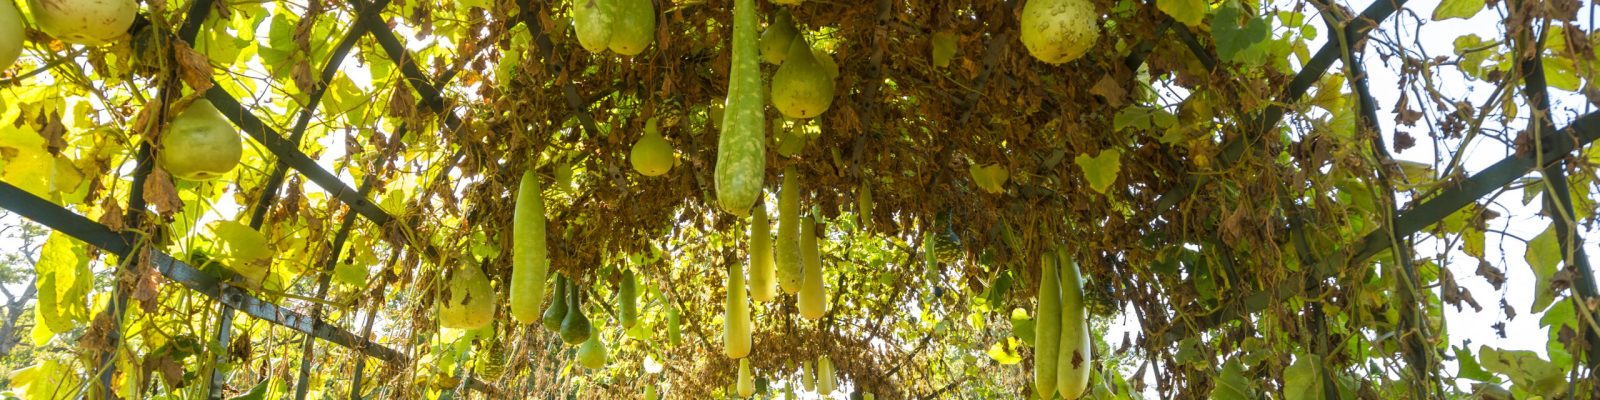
[0,0,1596,397]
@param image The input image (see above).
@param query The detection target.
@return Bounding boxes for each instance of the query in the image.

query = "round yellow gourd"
[572,0,613,53]
[1019,0,1101,64]
[28,0,137,45]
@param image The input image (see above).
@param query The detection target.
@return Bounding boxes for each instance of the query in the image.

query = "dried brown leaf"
[173,40,214,92]
[142,168,184,217]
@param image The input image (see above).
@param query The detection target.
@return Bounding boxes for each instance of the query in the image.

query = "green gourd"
[749,201,778,302]
[510,170,549,324]
[802,360,816,392]
[737,358,756,397]
[770,34,835,119]
[0,0,21,73]
[572,0,613,53]
[759,9,799,65]
[619,270,639,329]
[797,215,826,320]
[542,276,568,331]
[643,385,658,400]
[439,262,496,329]
[606,0,655,55]
[715,0,767,216]
[577,332,608,369]
[158,100,243,181]
[630,117,674,176]
[1056,248,1091,399]
[776,167,804,293]
[666,306,683,346]
[560,282,593,345]
[725,257,753,358]
[1034,254,1062,397]
[816,355,835,394]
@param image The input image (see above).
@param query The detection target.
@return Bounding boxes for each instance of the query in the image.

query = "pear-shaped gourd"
[0,0,22,72]
[439,263,496,329]
[630,118,674,176]
[759,9,799,65]
[542,276,569,331]
[1019,0,1101,65]
[666,305,683,346]
[813,47,840,79]
[560,283,593,344]
[1034,254,1062,397]
[816,355,835,394]
[573,0,613,53]
[770,35,835,119]
[725,258,753,358]
[606,0,655,55]
[749,202,778,302]
[159,99,243,181]
[1057,249,1092,399]
[775,168,804,293]
[737,358,756,397]
[643,385,659,400]
[510,170,549,324]
[577,333,608,369]
[797,215,826,320]
[619,270,639,328]
[28,0,137,45]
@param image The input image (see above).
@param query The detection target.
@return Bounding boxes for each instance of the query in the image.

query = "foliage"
[0,0,1596,398]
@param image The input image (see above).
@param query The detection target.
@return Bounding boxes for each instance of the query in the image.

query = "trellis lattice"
[0,0,1598,397]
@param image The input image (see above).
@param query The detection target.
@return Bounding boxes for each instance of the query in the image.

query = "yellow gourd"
[770,34,835,119]
[158,100,243,181]
[749,202,778,302]
[606,0,655,55]
[572,0,613,53]
[759,9,799,65]
[737,358,756,397]
[797,215,826,320]
[725,256,752,358]
[1019,0,1101,64]
[630,117,674,176]
[0,0,20,72]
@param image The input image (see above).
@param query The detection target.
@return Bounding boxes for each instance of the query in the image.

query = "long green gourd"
[776,168,803,293]
[715,0,766,216]
[510,169,548,324]
[1057,248,1091,399]
[1034,253,1062,397]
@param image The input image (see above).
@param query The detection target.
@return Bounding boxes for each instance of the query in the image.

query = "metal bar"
[1516,20,1600,368]
[1152,0,1407,212]
[0,181,405,361]
[1163,110,1600,343]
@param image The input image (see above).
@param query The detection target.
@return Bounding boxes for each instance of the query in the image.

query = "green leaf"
[1284,353,1325,400]
[1432,0,1484,21]
[212,221,274,264]
[1454,346,1493,382]
[1075,149,1122,194]
[1159,0,1208,27]
[229,379,271,400]
[1478,346,1568,397]
[985,337,1022,365]
[1010,308,1035,345]
[1452,34,1492,78]
[1210,359,1253,400]
[1211,6,1271,64]
[1524,225,1560,313]
[33,233,91,338]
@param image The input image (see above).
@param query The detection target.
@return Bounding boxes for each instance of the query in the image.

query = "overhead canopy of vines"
[1,0,1599,397]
